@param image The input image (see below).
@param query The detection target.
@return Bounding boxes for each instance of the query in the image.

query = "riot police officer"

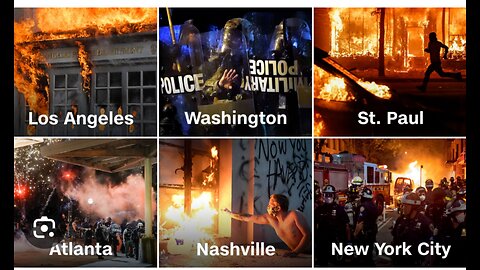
[314,184,350,266]
[425,188,446,229]
[353,187,378,266]
[415,186,428,213]
[95,220,109,260]
[391,193,433,266]
[123,222,135,258]
[437,199,466,266]
[132,221,145,260]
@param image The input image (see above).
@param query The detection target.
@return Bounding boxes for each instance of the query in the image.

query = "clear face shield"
[177,21,205,73]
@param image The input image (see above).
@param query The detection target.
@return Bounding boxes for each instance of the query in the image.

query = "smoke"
[391,140,451,186]
[63,168,156,223]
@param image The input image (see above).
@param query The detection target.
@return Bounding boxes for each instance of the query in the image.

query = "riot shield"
[200,18,257,136]
[244,16,312,135]
[159,20,205,135]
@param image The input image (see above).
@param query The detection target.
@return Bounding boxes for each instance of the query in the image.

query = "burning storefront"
[313,8,466,136]
[159,139,312,267]
[315,8,466,72]
[14,8,158,136]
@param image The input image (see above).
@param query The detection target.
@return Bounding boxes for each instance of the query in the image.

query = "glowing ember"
[314,65,354,102]
[14,8,157,114]
[14,184,28,199]
[357,80,392,99]
[314,113,325,137]
[164,192,218,254]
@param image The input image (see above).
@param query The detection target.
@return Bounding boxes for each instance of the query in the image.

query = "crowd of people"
[65,216,150,260]
[314,176,467,267]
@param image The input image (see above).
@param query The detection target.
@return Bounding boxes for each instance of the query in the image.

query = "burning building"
[14,8,158,136]
[159,139,312,267]
[315,8,466,72]
[313,8,466,136]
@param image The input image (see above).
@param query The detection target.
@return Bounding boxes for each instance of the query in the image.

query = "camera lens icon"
[33,216,56,239]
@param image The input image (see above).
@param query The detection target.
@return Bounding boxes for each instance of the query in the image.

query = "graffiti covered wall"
[232,139,312,244]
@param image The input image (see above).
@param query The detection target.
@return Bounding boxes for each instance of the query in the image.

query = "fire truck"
[314,151,393,206]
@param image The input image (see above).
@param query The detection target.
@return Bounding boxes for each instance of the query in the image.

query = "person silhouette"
[417,32,462,92]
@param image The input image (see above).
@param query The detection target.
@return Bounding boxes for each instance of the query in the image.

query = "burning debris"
[14,8,157,114]
[314,64,392,101]
[163,192,218,254]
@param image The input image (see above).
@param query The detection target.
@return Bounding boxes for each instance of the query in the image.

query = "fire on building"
[159,139,312,267]
[313,8,466,136]
[14,8,158,136]
[316,8,466,71]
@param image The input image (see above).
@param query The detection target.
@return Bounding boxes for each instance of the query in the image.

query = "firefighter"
[353,187,378,266]
[345,182,361,230]
[415,186,428,213]
[391,193,434,266]
[314,184,350,266]
[345,176,363,228]
[425,179,435,205]
[437,199,466,266]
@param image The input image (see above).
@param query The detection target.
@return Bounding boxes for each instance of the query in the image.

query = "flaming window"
[14,8,157,136]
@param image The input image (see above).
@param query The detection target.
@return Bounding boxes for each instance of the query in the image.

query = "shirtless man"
[224,194,311,257]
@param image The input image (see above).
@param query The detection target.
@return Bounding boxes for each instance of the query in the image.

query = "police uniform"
[391,212,433,266]
[315,202,350,266]
[353,198,378,266]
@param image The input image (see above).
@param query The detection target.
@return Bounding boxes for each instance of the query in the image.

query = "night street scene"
[313,8,466,136]
[14,138,157,267]
[159,139,312,267]
[14,8,157,136]
[159,8,312,136]
[313,138,466,267]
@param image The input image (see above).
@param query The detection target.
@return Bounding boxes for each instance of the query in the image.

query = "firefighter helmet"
[425,179,434,189]
[403,185,413,193]
[445,199,466,215]
[360,187,373,199]
[440,177,449,188]
[323,184,336,194]
[401,192,422,206]
[351,176,363,186]
[457,187,466,196]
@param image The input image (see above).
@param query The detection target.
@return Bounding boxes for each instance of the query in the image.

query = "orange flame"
[76,41,93,95]
[357,80,392,99]
[14,8,157,114]
[314,65,354,102]
[314,113,325,137]
[393,160,422,188]
[203,146,219,186]
[164,191,218,254]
